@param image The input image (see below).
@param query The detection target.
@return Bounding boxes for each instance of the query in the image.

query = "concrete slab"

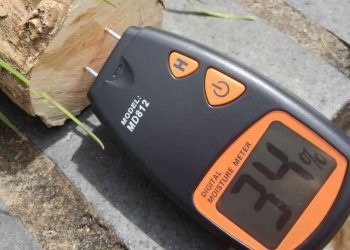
[163,0,350,120]
[0,200,41,250]
[285,0,350,45]
[0,0,349,249]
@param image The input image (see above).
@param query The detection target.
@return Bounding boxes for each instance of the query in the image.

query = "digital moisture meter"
[88,27,350,250]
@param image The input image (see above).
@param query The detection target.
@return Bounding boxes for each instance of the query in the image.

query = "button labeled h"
[173,58,189,72]
[169,52,199,78]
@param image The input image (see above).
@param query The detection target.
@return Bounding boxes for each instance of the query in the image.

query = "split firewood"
[0,0,163,126]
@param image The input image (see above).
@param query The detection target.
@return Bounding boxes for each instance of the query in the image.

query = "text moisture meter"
[88,27,350,250]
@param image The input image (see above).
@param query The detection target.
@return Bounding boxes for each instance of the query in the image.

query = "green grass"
[0,58,105,149]
[96,0,116,7]
[0,111,26,140]
[186,0,254,20]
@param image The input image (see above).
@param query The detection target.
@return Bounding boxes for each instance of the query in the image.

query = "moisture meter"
[88,27,350,250]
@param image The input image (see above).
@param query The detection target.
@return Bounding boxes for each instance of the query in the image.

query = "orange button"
[205,68,245,106]
[169,52,199,78]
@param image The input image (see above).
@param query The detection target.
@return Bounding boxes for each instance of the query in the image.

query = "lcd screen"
[217,121,336,249]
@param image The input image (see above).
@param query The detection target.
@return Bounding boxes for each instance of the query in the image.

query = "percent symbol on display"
[299,148,327,170]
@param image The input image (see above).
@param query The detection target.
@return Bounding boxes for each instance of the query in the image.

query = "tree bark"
[0,0,163,126]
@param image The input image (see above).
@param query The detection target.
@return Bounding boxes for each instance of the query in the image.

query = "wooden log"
[0,0,163,126]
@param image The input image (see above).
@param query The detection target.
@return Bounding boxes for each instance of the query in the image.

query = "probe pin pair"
[84,28,121,77]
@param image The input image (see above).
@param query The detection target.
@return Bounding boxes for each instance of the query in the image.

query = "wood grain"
[0,0,163,126]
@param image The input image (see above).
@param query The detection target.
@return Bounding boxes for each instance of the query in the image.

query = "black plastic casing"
[88,27,350,250]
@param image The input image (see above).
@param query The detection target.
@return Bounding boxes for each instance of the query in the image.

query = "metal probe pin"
[84,28,121,77]
[105,28,121,40]
[84,67,98,78]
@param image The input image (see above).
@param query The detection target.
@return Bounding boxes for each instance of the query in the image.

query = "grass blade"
[0,59,30,84]
[0,111,26,140]
[0,58,104,149]
[186,0,254,20]
[96,0,116,7]
[39,91,105,150]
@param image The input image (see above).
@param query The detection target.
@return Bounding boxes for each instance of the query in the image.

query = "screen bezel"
[193,111,347,250]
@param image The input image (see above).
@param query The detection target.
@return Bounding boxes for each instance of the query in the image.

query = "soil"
[333,219,350,250]
[235,0,350,77]
[0,124,127,250]
[331,123,350,249]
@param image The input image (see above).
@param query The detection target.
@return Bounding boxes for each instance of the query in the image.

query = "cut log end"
[0,0,163,126]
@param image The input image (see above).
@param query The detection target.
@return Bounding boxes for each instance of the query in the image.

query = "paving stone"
[0,199,41,250]
[285,0,350,44]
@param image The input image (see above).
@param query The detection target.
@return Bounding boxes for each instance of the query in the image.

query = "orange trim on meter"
[205,68,246,106]
[193,111,347,250]
[169,52,199,78]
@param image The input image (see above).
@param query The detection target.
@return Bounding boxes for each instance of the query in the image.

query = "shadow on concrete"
[0,92,223,249]
[0,207,14,218]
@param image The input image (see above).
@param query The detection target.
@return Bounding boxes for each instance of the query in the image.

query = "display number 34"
[231,143,328,231]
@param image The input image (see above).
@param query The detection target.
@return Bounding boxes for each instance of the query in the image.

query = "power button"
[205,68,245,106]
